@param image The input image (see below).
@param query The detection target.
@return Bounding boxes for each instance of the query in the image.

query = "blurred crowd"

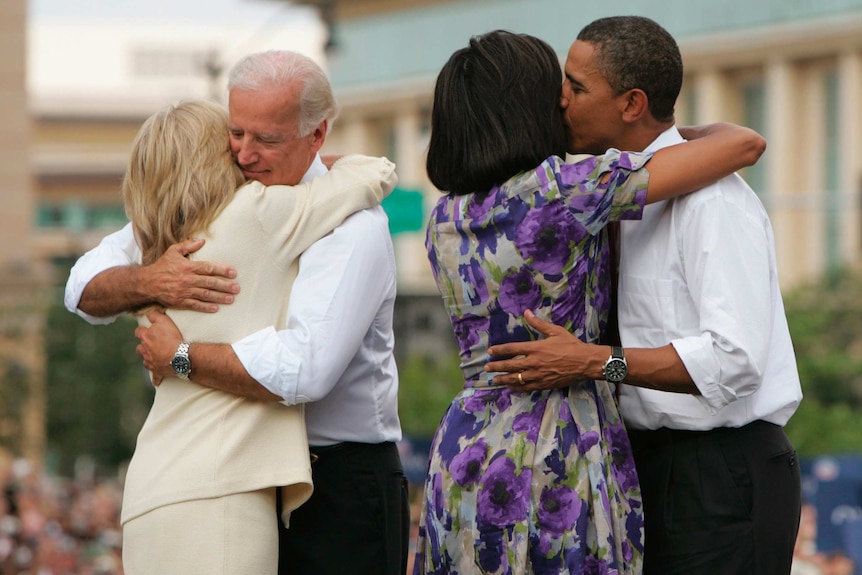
[0,446,857,575]
[0,449,123,575]
[793,503,857,575]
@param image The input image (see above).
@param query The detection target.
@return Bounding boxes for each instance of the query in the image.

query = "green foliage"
[44,285,152,476]
[0,355,28,452]
[783,266,862,455]
[784,399,862,455]
[397,352,463,437]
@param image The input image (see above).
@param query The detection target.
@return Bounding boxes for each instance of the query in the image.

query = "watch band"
[177,341,190,356]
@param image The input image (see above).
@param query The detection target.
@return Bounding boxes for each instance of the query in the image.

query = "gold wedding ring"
[517,372,525,385]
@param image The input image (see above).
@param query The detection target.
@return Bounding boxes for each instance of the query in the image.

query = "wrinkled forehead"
[228,85,301,131]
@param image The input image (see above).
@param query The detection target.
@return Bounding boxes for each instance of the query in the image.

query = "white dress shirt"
[232,203,401,446]
[65,154,402,446]
[617,127,803,431]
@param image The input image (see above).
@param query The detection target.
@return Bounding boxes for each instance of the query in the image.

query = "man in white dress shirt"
[65,50,409,575]
[484,16,802,575]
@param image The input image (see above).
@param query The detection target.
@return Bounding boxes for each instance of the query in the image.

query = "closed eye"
[565,73,587,93]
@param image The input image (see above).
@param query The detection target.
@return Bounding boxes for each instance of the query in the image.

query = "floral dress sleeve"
[507,149,652,236]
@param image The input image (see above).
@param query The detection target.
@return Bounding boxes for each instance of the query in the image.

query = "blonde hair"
[123,100,245,265]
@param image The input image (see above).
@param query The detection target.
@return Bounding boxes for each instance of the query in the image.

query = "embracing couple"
[412,15,802,575]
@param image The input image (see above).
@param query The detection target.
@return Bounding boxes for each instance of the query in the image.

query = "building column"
[691,68,726,124]
[340,116,372,154]
[0,0,32,267]
[392,107,431,285]
[0,0,48,467]
[394,107,422,188]
[764,57,806,285]
[838,49,862,264]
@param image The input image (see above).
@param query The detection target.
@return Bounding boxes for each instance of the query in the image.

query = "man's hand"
[135,311,184,386]
[77,238,240,318]
[144,239,240,312]
[484,310,605,391]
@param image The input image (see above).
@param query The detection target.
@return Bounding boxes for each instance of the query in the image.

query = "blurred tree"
[397,352,462,437]
[0,354,28,454]
[783,266,862,455]
[44,280,152,477]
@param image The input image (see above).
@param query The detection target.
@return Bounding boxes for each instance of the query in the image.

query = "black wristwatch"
[170,341,192,380]
[602,346,628,383]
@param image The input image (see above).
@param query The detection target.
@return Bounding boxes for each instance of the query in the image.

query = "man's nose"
[234,138,258,166]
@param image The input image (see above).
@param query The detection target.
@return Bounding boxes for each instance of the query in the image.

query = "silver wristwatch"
[602,345,628,384]
[170,341,192,380]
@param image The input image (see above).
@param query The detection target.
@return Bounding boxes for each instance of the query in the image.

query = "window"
[35,203,127,230]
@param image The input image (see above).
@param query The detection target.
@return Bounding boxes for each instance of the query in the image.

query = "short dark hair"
[577,16,682,123]
[426,30,568,196]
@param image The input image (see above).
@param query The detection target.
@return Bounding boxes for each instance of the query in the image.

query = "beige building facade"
[678,14,862,286]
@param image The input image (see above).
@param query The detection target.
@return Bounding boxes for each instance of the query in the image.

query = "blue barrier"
[803,454,862,568]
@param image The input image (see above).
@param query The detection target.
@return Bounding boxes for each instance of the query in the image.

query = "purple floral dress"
[413,151,651,575]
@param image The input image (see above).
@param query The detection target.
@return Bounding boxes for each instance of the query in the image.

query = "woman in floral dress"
[413,31,767,575]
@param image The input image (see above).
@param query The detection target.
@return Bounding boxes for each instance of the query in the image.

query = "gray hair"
[228,50,338,136]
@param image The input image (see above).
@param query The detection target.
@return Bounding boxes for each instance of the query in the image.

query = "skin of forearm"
[539,341,698,394]
[188,343,282,402]
[78,266,153,316]
[621,345,701,395]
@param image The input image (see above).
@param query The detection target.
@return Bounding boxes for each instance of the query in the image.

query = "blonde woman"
[116,100,396,574]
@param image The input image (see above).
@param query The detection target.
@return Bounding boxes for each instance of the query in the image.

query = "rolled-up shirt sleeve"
[231,209,391,404]
[668,183,772,412]
[64,223,141,325]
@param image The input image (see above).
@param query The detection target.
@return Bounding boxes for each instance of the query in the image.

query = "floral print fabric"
[414,151,651,575]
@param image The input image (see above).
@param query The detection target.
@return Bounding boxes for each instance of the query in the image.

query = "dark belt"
[627,419,778,452]
[309,440,396,460]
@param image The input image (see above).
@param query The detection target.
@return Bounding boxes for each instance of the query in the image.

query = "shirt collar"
[644,125,684,154]
[300,154,327,183]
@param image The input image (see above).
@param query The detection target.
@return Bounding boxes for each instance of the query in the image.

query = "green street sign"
[382,187,425,235]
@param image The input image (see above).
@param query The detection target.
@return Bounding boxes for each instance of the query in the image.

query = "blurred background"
[2,0,862,573]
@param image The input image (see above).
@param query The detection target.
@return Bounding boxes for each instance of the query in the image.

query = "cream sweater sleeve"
[257,154,397,263]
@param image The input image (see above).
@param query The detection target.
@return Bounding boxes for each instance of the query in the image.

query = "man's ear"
[309,119,328,154]
[620,89,649,123]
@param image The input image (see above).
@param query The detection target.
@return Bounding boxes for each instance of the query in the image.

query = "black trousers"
[628,420,801,575]
[277,441,410,575]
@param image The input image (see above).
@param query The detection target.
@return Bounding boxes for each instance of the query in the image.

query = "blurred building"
[298,0,862,291]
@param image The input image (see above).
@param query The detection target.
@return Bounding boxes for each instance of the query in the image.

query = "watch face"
[171,355,191,375]
[604,359,627,383]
